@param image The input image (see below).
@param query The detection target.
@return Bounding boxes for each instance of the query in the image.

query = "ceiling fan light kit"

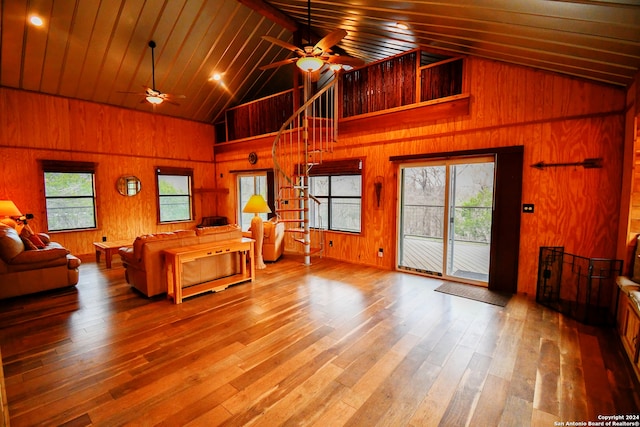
[297,56,324,72]
[145,95,163,105]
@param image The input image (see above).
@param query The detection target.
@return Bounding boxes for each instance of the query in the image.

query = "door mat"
[434,282,511,307]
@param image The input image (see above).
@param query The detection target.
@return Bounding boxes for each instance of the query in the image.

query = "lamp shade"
[242,194,271,214]
[296,56,324,72]
[0,200,22,217]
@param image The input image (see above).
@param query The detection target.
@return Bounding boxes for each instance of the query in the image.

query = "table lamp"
[243,194,271,269]
[0,200,22,229]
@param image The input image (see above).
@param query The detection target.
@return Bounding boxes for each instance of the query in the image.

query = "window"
[308,159,362,233]
[156,167,193,223]
[238,173,269,231]
[42,161,97,231]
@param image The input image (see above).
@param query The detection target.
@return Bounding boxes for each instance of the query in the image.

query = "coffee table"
[93,239,133,268]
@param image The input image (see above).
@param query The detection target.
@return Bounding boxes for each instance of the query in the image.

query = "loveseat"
[0,223,81,299]
[119,224,244,297]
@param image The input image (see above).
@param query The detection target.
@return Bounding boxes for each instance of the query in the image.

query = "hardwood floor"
[0,255,638,426]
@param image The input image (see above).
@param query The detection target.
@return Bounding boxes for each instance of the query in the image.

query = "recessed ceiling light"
[395,22,409,30]
[29,15,44,27]
[210,73,222,81]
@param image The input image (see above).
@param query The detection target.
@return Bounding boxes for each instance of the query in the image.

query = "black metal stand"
[536,246,622,326]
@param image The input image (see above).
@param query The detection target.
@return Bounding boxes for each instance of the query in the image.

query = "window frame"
[155,166,194,224]
[308,159,363,233]
[41,160,98,232]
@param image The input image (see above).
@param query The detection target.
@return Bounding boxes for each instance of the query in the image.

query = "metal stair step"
[276,208,308,213]
[292,242,323,255]
[287,228,305,234]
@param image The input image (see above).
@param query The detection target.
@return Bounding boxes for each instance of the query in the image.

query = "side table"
[93,239,133,268]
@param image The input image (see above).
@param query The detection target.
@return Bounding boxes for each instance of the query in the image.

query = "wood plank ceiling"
[1,0,639,125]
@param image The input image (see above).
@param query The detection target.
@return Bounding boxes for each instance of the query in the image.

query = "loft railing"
[217,51,464,143]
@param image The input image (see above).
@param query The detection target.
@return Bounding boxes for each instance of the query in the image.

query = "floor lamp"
[243,194,271,269]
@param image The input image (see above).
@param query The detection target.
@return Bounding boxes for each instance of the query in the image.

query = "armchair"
[261,219,285,262]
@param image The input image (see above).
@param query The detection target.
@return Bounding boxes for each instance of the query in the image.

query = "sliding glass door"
[398,157,494,285]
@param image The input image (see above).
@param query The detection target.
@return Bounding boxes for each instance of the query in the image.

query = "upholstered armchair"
[261,219,285,262]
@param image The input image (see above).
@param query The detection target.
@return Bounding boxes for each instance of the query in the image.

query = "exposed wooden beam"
[236,0,299,32]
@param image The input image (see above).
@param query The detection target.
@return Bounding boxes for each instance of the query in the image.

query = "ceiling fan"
[120,40,184,106]
[260,0,364,73]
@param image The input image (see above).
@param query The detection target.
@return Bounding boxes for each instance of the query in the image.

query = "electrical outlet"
[378,248,383,258]
[522,203,534,213]
[329,240,333,247]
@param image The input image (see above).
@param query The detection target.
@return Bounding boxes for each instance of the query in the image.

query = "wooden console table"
[163,238,255,304]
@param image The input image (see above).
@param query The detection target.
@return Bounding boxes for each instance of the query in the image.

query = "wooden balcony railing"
[218,50,465,143]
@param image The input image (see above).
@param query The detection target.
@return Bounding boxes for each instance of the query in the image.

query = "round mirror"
[117,176,141,196]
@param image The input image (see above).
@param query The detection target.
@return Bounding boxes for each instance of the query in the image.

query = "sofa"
[253,218,285,262]
[0,223,81,299]
[119,224,244,297]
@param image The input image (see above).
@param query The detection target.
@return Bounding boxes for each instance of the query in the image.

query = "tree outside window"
[309,174,361,233]
[157,168,193,223]
[43,161,97,232]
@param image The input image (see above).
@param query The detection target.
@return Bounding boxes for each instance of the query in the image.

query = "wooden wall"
[214,57,627,295]
[0,56,629,296]
[0,88,219,257]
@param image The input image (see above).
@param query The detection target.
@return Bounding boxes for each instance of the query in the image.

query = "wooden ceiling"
[1,0,639,125]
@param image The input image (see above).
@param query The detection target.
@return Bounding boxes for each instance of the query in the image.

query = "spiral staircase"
[272,73,338,265]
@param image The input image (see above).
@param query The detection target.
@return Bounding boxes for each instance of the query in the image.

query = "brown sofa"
[119,225,244,297]
[0,224,81,299]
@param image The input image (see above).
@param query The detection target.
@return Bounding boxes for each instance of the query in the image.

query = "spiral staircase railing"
[272,73,338,265]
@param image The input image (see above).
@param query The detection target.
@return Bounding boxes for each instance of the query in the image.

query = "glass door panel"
[398,165,446,276]
[238,174,268,231]
[446,162,494,283]
[398,158,494,285]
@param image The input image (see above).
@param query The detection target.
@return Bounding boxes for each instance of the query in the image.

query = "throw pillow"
[21,236,38,251]
[19,226,45,248]
[28,234,46,249]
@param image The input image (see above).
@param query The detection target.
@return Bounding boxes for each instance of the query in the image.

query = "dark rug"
[434,282,511,307]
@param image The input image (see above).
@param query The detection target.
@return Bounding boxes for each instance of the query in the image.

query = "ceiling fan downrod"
[306,0,312,44]
[148,40,157,91]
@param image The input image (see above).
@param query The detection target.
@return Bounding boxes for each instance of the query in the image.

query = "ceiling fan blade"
[327,55,365,67]
[260,57,297,70]
[314,29,347,53]
[262,36,303,54]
